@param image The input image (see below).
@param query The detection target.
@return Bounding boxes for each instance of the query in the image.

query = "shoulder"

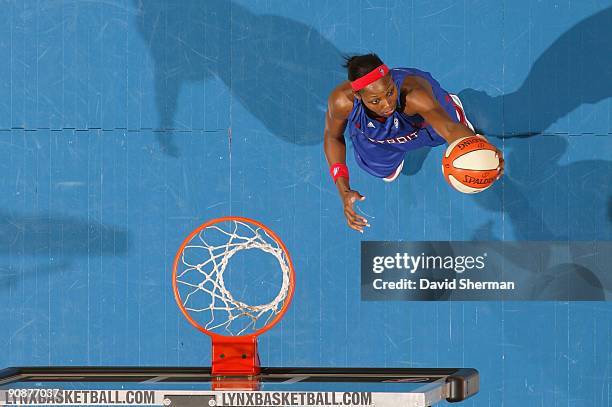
[327,82,355,121]
[400,76,438,112]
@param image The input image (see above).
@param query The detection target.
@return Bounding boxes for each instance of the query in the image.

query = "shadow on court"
[0,211,129,290]
[452,6,612,298]
[135,1,611,244]
[458,7,612,241]
[459,6,612,138]
[406,7,612,184]
[134,0,343,156]
[470,231,610,300]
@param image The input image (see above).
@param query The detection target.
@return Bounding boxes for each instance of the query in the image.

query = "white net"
[175,219,292,336]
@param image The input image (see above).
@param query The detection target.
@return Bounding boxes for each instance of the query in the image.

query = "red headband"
[350,64,390,91]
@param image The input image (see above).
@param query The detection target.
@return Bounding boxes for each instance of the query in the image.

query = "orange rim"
[172,216,295,339]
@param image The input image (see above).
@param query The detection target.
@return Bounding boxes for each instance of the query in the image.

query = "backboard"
[0,218,480,406]
[0,366,479,407]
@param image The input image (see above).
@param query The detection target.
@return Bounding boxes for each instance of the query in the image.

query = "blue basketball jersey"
[347,68,458,178]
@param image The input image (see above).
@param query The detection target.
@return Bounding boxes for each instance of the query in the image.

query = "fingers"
[496,150,505,179]
[350,193,365,203]
[344,205,369,232]
[344,192,369,233]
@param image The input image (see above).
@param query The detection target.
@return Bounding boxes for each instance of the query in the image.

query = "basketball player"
[324,54,504,232]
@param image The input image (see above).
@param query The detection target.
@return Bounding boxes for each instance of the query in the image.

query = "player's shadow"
[472,226,609,300]
[459,6,612,138]
[0,211,129,290]
[134,0,344,156]
[405,6,612,182]
[454,6,612,242]
[468,136,610,294]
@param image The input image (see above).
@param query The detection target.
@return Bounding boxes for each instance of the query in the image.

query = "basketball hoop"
[172,217,295,387]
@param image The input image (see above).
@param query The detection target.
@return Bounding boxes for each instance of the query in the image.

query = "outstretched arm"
[406,87,504,177]
[406,88,475,144]
[323,89,369,232]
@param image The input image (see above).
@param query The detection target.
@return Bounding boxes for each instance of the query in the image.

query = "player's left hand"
[476,134,504,180]
[495,147,505,180]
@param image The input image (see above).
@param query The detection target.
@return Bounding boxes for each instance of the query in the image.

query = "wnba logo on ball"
[456,137,484,150]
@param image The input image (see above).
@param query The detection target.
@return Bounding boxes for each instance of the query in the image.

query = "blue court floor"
[0,1,610,405]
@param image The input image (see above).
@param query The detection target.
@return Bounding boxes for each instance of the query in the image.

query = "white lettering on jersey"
[368,130,419,144]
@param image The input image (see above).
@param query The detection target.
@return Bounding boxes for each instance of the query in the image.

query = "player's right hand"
[341,190,369,233]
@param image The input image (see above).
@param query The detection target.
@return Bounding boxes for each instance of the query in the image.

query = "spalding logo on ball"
[442,135,501,194]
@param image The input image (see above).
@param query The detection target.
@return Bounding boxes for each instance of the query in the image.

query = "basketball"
[442,135,501,194]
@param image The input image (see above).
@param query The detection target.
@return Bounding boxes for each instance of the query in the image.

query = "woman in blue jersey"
[324,53,504,232]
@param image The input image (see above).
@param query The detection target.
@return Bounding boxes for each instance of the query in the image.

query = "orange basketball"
[442,135,501,194]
